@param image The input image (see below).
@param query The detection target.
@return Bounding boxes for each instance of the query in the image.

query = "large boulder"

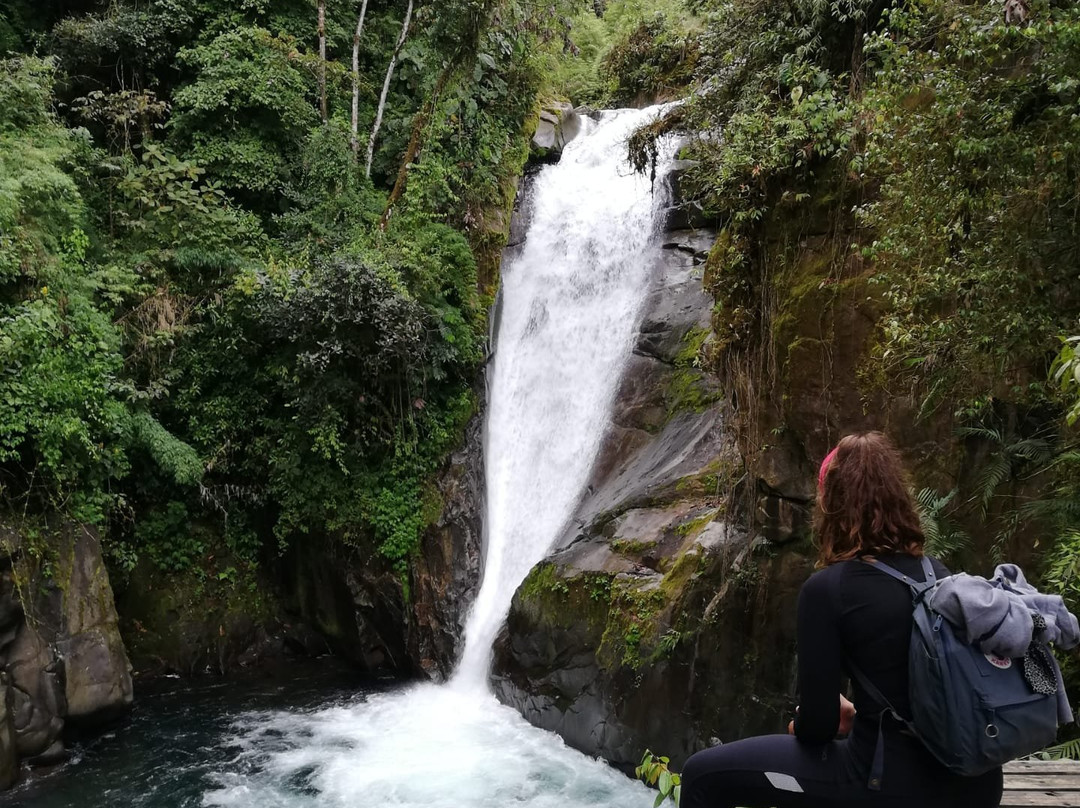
[52,526,133,723]
[531,101,584,163]
[0,521,134,781]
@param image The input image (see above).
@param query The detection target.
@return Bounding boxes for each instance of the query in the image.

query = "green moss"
[675,509,717,538]
[597,580,666,671]
[610,538,655,556]
[674,326,710,368]
[519,563,613,634]
[520,562,570,600]
[666,368,719,416]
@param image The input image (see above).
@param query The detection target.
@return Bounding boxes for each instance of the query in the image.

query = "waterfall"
[454,105,678,687]
[195,107,678,808]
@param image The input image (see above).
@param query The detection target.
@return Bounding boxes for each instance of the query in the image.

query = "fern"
[916,487,971,561]
[1032,737,1080,761]
[958,426,1059,515]
[973,454,1012,514]
[1044,529,1080,608]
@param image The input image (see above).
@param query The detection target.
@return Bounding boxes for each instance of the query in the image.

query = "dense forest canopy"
[0,0,558,579]
[649,0,1080,626]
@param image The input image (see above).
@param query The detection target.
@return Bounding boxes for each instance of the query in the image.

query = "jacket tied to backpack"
[932,564,1079,723]
[850,557,1077,789]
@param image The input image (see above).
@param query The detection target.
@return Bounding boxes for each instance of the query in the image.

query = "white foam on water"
[203,684,652,808]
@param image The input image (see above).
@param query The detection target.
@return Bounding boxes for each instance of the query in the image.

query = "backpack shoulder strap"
[847,660,918,791]
[861,556,937,597]
[849,555,937,790]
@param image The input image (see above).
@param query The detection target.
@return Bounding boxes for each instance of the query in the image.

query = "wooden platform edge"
[1002,759,1080,807]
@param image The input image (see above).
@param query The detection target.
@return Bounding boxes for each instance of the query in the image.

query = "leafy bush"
[636,750,681,806]
[854,1,1080,408]
[600,13,697,105]
[171,27,319,205]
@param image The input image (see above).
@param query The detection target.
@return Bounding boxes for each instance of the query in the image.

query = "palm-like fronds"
[973,453,1013,514]
[1032,737,1080,761]
[956,426,1059,515]
[916,487,971,561]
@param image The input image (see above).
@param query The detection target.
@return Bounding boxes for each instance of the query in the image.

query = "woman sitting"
[680,432,1003,808]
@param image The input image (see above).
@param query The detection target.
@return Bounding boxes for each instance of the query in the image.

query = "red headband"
[818,447,839,491]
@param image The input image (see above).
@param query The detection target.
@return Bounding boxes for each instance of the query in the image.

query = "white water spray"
[454,106,678,686]
[201,107,678,808]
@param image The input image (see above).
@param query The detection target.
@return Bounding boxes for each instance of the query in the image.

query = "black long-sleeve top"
[792,553,950,756]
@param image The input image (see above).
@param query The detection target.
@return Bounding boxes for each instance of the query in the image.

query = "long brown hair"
[814,432,925,567]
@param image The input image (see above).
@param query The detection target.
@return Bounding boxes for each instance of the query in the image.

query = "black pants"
[680,735,1004,808]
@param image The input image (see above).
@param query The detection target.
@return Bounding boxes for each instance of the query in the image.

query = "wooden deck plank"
[1006,761,1080,774]
[1001,793,1080,807]
[1003,774,1080,790]
[1001,760,1080,807]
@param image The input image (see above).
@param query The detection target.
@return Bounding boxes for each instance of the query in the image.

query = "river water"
[6,106,677,808]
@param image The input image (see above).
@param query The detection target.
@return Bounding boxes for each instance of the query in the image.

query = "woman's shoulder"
[876,552,950,579]
[799,553,946,598]
[798,561,852,601]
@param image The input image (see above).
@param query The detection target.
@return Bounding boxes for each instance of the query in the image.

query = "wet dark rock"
[0,522,133,785]
[0,684,15,789]
[756,493,811,545]
[409,410,485,679]
[26,737,68,767]
[664,201,712,231]
[663,160,714,231]
[531,102,583,163]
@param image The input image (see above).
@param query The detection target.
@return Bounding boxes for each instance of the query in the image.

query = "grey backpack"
[849,556,1061,788]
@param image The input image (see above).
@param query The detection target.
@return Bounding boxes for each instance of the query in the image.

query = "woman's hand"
[787,695,855,738]
[838,694,856,737]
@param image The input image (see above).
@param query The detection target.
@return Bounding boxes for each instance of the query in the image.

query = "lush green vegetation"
[0,0,598,587]
[538,0,700,106]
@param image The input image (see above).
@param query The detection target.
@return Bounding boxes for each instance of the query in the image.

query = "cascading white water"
[455,105,678,686]
[200,107,677,808]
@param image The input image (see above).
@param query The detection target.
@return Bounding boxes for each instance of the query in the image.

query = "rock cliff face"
[282,406,486,680]
[489,176,821,768]
[409,411,485,678]
[0,522,133,785]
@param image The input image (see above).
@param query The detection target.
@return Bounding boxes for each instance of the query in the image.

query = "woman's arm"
[792,572,844,743]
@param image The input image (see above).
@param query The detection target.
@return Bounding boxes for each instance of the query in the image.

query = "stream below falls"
[4,105,678,808]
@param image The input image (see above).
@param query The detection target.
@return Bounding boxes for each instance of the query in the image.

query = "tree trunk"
[365,0,413,179]
[379,61,456,227]
[351,0,370,155]
[318,0,327,123]
[379,0,499,226]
